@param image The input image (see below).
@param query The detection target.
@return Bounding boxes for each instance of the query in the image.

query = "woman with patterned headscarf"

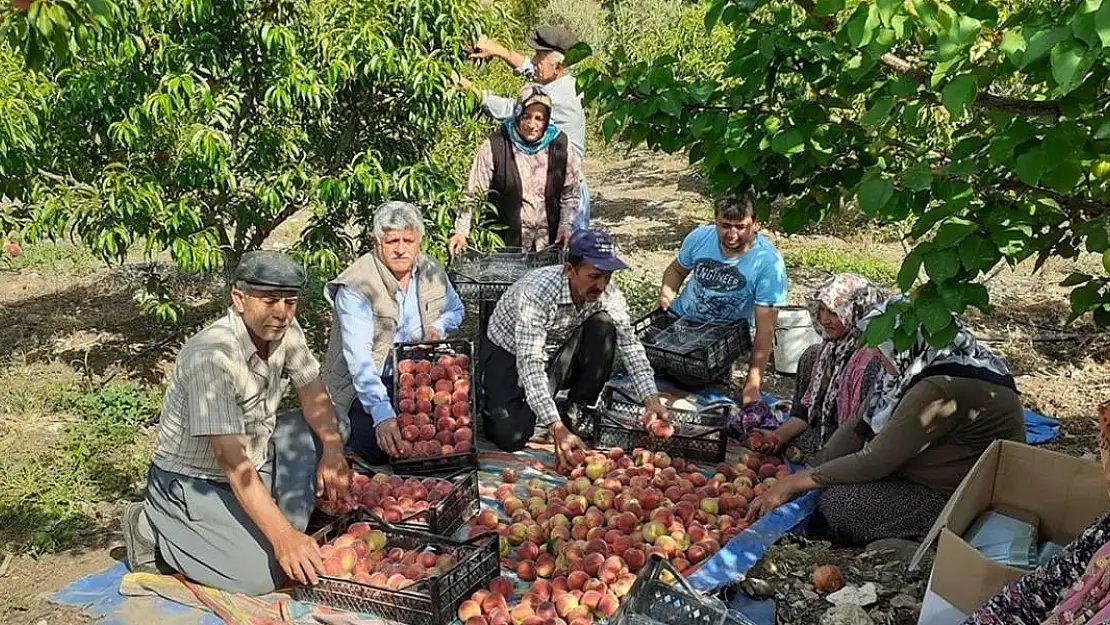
[751,274,886,455]
[449,84,582,254]
[746,296,1025,545]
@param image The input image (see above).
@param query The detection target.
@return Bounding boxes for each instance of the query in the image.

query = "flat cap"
[526,25,579,54]
[233,250,307,292]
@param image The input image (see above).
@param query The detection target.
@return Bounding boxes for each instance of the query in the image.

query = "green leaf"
[1070,281,1103,314]
[602,116,619,141]
[564,42,593,66]
[925,319,959,347]
[857,178,894,215]
[861,96,896,127]
[844,5,875,48]
[1097,0,1110,47]
[918,300,953,334]
[1013,147,1048,185]
[863,309,897,345]
[923,248,961,282]
[959,235,998,271]
[941,75,977,116]
[658,92,683,117]
[705,0,726,32]
[962,283,990,311]
[1042,161,1084,192]
[933,218,978,249]
[1000,30,1026,66]
[1022,27,1071,67]
[1061,271,1093,287]
[902,164,934,191]
[771,129,806,155]
[898,251,923,292]
[1051,39,1092,92]
[815,0,844,17]
[781,199,818,233]
[937,15,982,61]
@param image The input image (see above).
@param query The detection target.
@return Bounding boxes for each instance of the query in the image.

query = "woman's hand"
[448,233,467,257]
[745,471,817,523]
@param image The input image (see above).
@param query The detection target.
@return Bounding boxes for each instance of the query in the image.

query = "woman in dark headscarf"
[449,84,582,254]
[747,297,1026,545]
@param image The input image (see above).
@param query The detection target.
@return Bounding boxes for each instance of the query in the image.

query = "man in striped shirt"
[482,229,669,471]
[121,251,350,595]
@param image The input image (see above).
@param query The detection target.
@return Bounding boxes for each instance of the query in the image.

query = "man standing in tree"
[121,251,350,595]
[456,26,592,232]
[658,193,788,405]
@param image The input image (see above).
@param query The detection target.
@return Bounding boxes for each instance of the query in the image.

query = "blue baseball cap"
[568,229,629,272]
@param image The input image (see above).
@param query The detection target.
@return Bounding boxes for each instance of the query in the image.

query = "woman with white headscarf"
[747,296,1025,545]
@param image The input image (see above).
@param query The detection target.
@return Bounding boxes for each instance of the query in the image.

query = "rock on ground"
[820,604,874,625]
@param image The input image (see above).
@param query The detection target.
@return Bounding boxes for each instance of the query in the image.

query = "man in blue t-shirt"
[658,193,788,405]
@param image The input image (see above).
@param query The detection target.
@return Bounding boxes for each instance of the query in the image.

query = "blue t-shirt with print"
[669,226,788,324]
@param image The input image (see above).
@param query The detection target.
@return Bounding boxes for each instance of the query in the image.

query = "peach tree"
[578,0,1110,346]
[0,0,505,320]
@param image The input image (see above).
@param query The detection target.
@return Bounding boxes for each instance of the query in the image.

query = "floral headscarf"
[503,84,560,155]
[800,274,886,440]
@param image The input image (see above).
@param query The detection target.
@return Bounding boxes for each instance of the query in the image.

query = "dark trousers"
[481,311,617,452]
[347,377,393,466]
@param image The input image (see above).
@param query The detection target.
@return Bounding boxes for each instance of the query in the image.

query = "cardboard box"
[913,439,1110,623]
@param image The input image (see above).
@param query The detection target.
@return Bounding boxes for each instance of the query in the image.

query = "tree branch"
[999,180,1110,222]
[794,0,1061,116]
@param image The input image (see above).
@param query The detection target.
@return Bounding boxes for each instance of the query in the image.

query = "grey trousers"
[143,410,326,595]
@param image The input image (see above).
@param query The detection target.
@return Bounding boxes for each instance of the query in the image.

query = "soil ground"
[0,151,1106,624]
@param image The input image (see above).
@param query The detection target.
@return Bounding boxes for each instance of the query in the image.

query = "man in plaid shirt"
[483,229,669,471]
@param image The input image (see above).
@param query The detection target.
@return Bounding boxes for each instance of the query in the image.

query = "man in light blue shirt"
[456,26,591,231]
[323,201,464,464]
[659,193,788,406]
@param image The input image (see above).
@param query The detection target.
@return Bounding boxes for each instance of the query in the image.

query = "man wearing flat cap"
[457,25,592,232]
[121,250,350,595]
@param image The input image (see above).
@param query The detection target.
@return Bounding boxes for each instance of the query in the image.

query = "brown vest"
[324,251,449,419]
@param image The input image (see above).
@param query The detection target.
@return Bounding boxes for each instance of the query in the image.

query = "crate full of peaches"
[390,339,479,475]
[293,510,499,625]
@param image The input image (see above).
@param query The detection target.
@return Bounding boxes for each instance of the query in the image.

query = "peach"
[435,379,454,394]
[510,602,535,624]
[585,538,609,558]
[516,559,537,581]
[555,592,579,618]
[387,573,411,589]
[436,430,455,445]
[482,593,509,614]
[458,600,483,621]
[536,553,556,578]
[455,427,472,443]
[455,378,471,394]
[599,555,624,583]
[567,570,590,591]
[433,390,452,406]
[623,547,646,572]
[611,573,636,598]
[478,509,500,530]
[400,372,416,388]
[465,617,489,625]
[583,552,605,577]
[532,578,553,601]
[452,390,469,404]
[596,592,620,618]
[451,402,470,418]
[581,590,602,611]
[489,574,515,599]
[813,564,844,592]
[488,608,511,625]
[518,540,541,561]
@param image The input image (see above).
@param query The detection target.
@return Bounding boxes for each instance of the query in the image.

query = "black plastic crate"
[311,468,479,537]
[294,510,499,625]
[447,245,565,304]
[610,555,756,625]
[634,308,751,384]
[586,387,729,463]
[390,339,480,476]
